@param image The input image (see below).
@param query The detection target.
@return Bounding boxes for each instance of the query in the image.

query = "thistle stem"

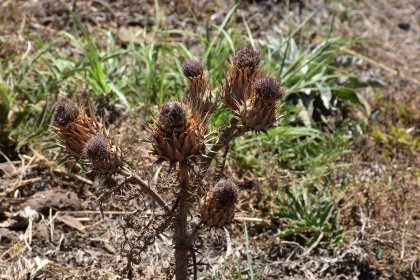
[194,119,248,186]
[175,160,190,280]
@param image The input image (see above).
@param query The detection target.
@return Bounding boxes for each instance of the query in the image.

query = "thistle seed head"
[52,98,79,126]
[254,76,284,101]
[182,60,203,78]
[232,43,260,69]
[85,134,108,161]
[213,179,239,206]
[159,101,188,128]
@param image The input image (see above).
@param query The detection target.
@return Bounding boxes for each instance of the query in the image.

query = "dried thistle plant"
[51,42,286,280]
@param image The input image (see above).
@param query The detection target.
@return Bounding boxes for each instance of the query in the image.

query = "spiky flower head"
[254,76,284,102]
[148,101,207,163]
[159,102,188,129]
[51,99,103,159]
[213,179,239,206]
[222,43,262,111]
[52,98,79,127]
[201,179,239,227]
[240,76,285,132]
[85,134,108,161]
[84,134,122,174]
[182,59,204,79]
[182,60,216,117]
[232,43,260,70]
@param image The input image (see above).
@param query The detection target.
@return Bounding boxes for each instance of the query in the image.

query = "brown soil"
[0,0,419,279]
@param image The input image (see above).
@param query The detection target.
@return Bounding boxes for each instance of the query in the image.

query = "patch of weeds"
[274,187,344,255]
[369,95,420,159]
[207,224,264,280]
[230,119,354,180]
[259,19,386,128]
[229,121,355,254]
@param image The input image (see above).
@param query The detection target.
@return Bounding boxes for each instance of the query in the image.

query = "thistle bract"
[201,179,239,227]
[240,76,285,132]
[148,101,207,163]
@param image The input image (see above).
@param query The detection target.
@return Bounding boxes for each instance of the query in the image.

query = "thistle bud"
[52,98,79,127]
[182,60,203,78]
[182,60,216,118]
[213,179,239,206]
[84,134,122,174]
[254,76,284,102]
[201,179,239,227]
[222,43,262,111]
[240,76,285,132]
[52,99,103,158]
[85,134,108,161]
[150,101,206,163]
[159,102,188,129]
[232,43,260,70]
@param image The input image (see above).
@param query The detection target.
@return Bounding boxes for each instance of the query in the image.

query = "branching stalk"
[119,165,170,212]
[194,119,248,186]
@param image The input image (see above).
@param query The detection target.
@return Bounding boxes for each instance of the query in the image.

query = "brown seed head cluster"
[182,59,204,79]
[52,98,80,127]
[222,43,262,111]
[159,102,188,129]
[148,101,207,163]
[85,134,108,161]
[232,43,260,70]
[201,179,239,227]
[239,75,284,132]
[84,134,122,174]
[213,179,239,206]
[52,99,102,158]
[254,76,284,102]
[52,98,122,174]
[220,44,286,132]
[182,60,216,118]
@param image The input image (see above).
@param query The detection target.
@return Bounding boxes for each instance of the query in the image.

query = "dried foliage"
[52,99,104,159]
[50,42,286,279]
[182,60,216,118]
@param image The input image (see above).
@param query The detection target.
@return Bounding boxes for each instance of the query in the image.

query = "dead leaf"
[56,215,85,232]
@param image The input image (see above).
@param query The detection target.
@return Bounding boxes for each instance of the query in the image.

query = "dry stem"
[175,161,190,280]
[119,165,170,212]
[194,118,248,186]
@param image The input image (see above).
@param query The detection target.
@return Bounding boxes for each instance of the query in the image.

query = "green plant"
[0,85,11,144]
[259,25,386,127]
[274,187,344,255]
[229,121,352,256]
